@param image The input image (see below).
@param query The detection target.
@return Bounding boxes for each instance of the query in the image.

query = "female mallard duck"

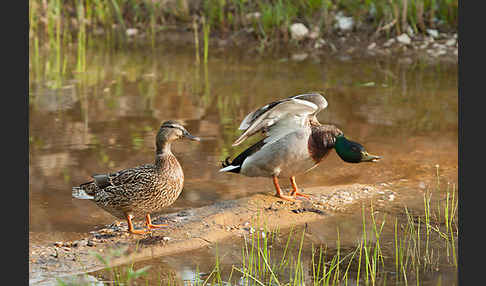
[72,120,200,234]
[219,93,381,201]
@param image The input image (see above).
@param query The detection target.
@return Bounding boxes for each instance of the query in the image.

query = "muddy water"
[29,39,457,283]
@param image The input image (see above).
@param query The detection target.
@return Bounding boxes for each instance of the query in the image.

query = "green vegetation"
[29,0,458,50]
[62,169,457,286]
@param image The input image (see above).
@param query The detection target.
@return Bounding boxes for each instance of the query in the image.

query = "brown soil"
[128,26,457,65]
[29,183,397,284]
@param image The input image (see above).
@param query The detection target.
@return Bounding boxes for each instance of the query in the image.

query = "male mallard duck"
[72,120,200,234]
[219,93,381,201]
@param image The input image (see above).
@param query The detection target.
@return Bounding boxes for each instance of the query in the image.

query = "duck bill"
[184,131,201,141]
[361,152,381,162]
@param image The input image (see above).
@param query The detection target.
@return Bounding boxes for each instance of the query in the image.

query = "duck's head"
[334,135,381,163]
[157,120,200,147]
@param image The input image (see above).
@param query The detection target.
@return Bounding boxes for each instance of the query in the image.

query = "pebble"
[245,12,261,21]
[125,28,138,37]
[445,39,456,46]
[290,23,309,41]
[334,12,354,31]
[367,42,376,50]
[383,38,395,47]
[396,33,412,45]
[291,53,308,61]
[427,29,439,38]
[308,27,320,40]
[314,38,326,49]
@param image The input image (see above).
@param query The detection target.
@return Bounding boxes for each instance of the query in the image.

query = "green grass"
[64,168,457,286]
[29,0,458,52]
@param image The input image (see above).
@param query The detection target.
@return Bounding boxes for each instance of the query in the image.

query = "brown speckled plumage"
[72,120,200,233]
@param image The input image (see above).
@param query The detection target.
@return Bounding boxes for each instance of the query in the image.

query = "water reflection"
[29,40,457,243]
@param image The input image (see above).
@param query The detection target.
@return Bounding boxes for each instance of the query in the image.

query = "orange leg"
[272,175,297,202]
[289,176,311,199]
[125,214,147,235]
[145,214,168,229]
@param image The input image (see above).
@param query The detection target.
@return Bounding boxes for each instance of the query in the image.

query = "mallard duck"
[219,93,381,201]
[72,120,200,234]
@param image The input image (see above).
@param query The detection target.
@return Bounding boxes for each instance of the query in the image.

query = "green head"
[335,135,381,163]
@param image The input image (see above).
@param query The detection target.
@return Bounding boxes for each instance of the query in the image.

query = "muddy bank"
[29,182,397,285]
[124,25,458,65]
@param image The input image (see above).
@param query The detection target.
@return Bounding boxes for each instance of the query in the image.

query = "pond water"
[29,38,457,284]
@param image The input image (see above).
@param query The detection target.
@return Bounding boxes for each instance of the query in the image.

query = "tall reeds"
[29,0,458,51]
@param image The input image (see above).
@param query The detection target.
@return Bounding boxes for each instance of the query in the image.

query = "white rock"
[314,38,326,49]
[406,26,415,37]
[290,23,309,41]
[291,53,308,61]
[436,49,447,56]
[383,38,396,47]
[396,33,411,45]
[367,42,376,50]
[445,39,456,46]
[308,26,320,39]
[427,29,439,38]
[246,12,261,20]
[335,12,354,31]
[126,28,138,37]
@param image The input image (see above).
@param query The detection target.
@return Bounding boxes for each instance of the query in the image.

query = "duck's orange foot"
[125,214,148,235]
[274,193,298,202]
[129,228,149,235]
[273,175,297,202]
[146,223,168,229]
[292,191,311,200]
[289,177,311,200]
[145,214,168,230]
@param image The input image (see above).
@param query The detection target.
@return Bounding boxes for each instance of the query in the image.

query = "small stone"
[291,53,308,61]
[245,12,261,21]
[383,38,395,47]
[367,42,376,50]
[436,49,447,56]
[427,29,439,38]
[290,23,309,41]
[335,12,354,31]
[125,28,138,37]
[396,33,412,45]
[308,26,320,40]
[406,26,415,37]
[162,237,171,241]
[445,39,456,46]
[314,38,326,49]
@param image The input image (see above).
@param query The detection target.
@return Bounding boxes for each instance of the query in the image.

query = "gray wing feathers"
[232,98,319,146]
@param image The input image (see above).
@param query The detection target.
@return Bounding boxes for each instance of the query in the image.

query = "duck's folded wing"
[92,165,155,189]
[232,98,319,146]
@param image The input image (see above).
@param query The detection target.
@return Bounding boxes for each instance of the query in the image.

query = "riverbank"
[29,0,458,65]
[30,183,396,284]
